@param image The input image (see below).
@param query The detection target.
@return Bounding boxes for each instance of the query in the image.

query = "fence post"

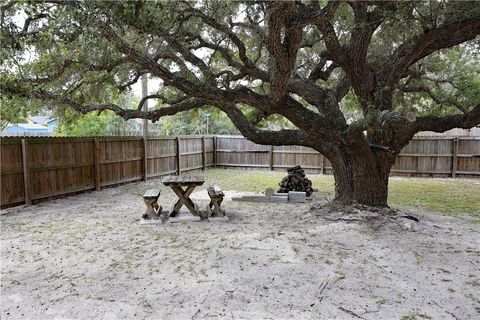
[202,136,206,171]
[269,145,274,170]
[452,138,458,178]
[176,137,181,175]
[94,139,101,191]
[213,136,217,167]
[21,139,31,205]
[143,137,148,181]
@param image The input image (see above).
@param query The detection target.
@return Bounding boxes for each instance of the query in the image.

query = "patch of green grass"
[85,257,97,264]
[107,260,121,270]
[205,169,335,195]
[153,231,177,241]
[304,253,314,261]
[389,178,480,216]
[414,252,423,264]
[400,312,432,320]
[204,169,480,217]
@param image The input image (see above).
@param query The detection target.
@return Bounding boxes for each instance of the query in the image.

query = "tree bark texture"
[327,148,393,207]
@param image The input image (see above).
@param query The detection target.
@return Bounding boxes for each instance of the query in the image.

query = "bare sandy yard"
[1,175,479,320]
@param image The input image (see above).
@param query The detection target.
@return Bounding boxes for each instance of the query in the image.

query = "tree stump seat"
[142,189,162,219]
[206,185,225,217]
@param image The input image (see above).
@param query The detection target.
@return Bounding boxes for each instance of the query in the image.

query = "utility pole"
[141,74,148,137]
[204,112,211,135]
[141,74,148,181]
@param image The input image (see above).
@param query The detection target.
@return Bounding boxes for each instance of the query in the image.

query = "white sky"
[131,76,163,98]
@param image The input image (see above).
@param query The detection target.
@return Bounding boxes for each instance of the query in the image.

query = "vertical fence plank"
[452,138,458,178]
[143,137,148,181]
[21,139,31,205]
[94,139,101,191]
[176,137,181,175]
[202,136,206,171]
[213,136,217,167]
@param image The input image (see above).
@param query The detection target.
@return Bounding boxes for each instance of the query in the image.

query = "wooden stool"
[206,186,225,217]
[143,189,162,219]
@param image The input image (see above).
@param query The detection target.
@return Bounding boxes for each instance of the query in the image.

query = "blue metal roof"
[7,123,49,130]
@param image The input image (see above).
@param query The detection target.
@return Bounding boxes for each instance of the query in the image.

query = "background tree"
[160,108,240,135]
[1,0,479,206]
[55,108,141,136]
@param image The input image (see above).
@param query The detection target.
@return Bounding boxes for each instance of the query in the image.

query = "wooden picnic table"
[161,175,205,217]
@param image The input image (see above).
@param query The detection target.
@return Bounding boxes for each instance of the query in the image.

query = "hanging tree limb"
[379,14,480,105]
[412,104,480,134]
[221,105,319,149]
[4,85,210,122]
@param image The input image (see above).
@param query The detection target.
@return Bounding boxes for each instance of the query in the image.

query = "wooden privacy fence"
[215,136,480,177]
[1,135,479,207]
[1,136,215,207]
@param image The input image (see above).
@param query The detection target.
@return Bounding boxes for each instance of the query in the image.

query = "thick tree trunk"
[327,148,394,207]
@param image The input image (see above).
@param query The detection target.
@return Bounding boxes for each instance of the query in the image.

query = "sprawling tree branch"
[136,94,188,111]
[308,58,338,82]
[5,85,210,122]
[19,60,73,84]
[388,18,480,79]
[97,18,344,143]
[184,2,255,69]
[265,2,303,102]
[296,0,340,27]
[412,104,480,134]
[378,12,480,106]
[222,105,317,148]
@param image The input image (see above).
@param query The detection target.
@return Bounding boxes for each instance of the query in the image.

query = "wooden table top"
[161,175,205,186]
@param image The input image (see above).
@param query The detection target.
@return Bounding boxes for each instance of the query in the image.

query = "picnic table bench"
[206,185,225,217]
[161,175,205,218]
[142,189,162,219]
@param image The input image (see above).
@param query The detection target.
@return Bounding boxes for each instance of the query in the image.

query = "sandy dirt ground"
[1,180,479,320]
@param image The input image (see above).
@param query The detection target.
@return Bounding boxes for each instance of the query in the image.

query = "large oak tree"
[1,0,480,206]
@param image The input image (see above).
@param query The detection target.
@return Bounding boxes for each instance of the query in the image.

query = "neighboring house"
[3,123,50,136]
[1,115,58,136]
[28,116,58,133]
